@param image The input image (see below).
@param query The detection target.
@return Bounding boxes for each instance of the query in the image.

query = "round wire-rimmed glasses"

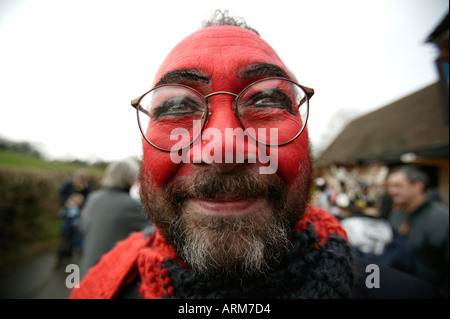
[131,77,314,152]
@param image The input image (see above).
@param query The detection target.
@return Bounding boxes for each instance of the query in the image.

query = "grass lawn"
[0,150,105,175]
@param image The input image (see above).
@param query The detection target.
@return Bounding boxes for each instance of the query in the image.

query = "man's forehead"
[175,25,272,52]
[154,26,287,85]
[389,171,409,182]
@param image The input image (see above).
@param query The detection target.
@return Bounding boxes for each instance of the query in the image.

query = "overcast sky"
[0,0,448,163]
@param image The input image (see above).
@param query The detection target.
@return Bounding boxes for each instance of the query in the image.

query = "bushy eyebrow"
[240,63,290,80]
[155,69,211,87]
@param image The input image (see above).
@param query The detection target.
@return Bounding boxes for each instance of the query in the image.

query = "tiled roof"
[314,82,449,167]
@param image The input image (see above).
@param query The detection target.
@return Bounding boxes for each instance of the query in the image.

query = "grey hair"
[201,9,260,36]
[389,165,429,189]
[100,157,140,190]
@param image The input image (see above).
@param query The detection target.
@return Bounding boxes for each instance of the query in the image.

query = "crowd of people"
[313,164,449,296]
[55,157,150,278]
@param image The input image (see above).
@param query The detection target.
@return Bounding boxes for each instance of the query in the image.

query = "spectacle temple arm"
[131,96,150,116]
[131,95,141,108]
[302,86,314,100]
[299,85,314,106]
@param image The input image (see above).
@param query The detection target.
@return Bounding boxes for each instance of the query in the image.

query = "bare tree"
[312,108,361,158]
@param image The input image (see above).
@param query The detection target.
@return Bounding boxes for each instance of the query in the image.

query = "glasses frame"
[131,77,314,152]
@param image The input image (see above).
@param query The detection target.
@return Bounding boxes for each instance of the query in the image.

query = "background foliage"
[0,149,104,274]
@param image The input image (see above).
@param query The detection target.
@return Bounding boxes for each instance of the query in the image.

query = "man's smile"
[186,196,266,217]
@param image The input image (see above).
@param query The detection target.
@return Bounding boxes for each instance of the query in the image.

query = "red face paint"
[142,26,310,187]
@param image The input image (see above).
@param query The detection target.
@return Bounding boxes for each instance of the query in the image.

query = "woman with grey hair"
[79,157,151,278]
[100,157,140,190]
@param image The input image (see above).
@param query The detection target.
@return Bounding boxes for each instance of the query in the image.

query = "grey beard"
[139,158,312,279]
[174,206,290,279]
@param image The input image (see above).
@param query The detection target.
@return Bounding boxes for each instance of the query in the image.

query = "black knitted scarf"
[164,222,355,299]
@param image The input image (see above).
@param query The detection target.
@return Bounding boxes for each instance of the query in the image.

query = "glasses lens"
[237,78,309,145]
[137,85,206,151]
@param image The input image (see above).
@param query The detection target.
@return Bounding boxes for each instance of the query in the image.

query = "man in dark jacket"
[387,165,449,296]
[70,11,444,300]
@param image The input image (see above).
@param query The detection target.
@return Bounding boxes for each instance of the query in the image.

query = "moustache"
[166,167,285,203]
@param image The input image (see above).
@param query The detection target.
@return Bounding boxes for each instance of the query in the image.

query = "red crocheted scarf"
[69,205,348,299]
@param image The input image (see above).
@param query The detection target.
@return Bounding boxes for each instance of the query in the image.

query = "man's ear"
[413,181,426,194]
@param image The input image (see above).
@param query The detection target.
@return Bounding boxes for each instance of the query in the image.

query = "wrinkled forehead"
[153,26,289,87]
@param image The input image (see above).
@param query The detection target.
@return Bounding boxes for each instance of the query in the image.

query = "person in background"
[56,193,84,264]
[58,170,91,208]
[56,170,91,265]
[338,192,415,275]
[312,177,332,214]
[387,165,449,296]
[79,157,150,279]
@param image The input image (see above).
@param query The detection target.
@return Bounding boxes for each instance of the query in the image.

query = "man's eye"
[247,89,293,112]
[153,96,202,119]
[254,97,281,107]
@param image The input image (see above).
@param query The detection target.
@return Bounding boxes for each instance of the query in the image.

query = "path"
[0,251,78,299]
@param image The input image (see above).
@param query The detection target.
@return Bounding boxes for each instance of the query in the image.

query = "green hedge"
[0,167,101,274]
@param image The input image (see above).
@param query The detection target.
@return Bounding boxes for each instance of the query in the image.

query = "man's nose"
[193,95,256,173]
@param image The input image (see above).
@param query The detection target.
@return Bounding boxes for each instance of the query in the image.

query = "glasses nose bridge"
[203,90,239,118]
[205,90,238,106]
[204,90,239,100]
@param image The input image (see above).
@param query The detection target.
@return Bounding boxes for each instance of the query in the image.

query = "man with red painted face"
[70,11,443,300]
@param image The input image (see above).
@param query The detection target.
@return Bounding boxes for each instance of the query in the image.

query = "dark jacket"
[389,199,449,295]
[80,188,150,278]
[352,256,444,298]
